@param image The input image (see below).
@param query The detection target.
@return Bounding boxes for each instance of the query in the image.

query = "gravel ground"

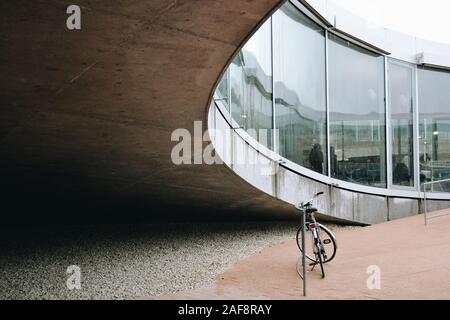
[0,221,356,300]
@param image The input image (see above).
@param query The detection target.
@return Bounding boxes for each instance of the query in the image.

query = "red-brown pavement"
[149,210,450,300]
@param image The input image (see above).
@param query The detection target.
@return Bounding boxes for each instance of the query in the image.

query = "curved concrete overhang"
[208,0,450,224]
[0,0,303,224]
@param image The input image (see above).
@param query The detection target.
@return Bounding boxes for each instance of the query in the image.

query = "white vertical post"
[385,57,392,190]
[325,29,331,179]
[271,16,277,155]
[415,65,421,192]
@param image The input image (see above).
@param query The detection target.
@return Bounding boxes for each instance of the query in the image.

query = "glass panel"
[328,34,386,188]
[389,61,415,187]
[216,70,229,111]
[418,67,450,192]
[273,3,327,175]
[230,19,273,150]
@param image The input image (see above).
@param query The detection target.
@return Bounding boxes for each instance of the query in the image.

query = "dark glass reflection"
[273,2,327,175]
[329,34,386,187]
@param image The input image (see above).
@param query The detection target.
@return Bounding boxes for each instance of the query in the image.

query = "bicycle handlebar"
[298,191,324,209]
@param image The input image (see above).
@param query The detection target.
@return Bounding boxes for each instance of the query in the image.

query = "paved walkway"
[151,210,450,300]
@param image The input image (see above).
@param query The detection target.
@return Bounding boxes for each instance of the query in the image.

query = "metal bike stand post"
[423,183,428,226]
[301,208,307,297]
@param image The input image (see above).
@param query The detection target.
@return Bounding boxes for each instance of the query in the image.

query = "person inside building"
[309,143,324,174]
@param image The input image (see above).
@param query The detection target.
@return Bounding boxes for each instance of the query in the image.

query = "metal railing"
[421,178,450,226]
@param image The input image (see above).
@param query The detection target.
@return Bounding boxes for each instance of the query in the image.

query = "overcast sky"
[332,0,450,44]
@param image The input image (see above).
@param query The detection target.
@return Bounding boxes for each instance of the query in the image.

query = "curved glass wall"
[273,2,327,175]
[418,67,450,192]
[213,0,450,195]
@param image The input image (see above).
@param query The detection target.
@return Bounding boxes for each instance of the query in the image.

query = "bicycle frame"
[306,217,326,267]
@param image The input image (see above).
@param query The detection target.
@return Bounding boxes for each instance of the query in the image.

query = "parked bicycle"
[296,192,337,279]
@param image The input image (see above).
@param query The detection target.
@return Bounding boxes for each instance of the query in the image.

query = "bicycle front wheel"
[296,224,337,264]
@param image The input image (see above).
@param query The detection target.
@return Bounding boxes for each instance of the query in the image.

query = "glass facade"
[273,2,327,175]
[328,34,386,187]
[418,67,450,192]
[230,19,273,149]
[389,61,415,188]
[217,69,229,111]
[214,1,450,194]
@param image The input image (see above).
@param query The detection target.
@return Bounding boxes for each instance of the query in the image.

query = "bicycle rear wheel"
[296,224,337,264]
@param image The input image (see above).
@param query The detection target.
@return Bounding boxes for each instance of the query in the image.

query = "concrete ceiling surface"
[0,0,295,223]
